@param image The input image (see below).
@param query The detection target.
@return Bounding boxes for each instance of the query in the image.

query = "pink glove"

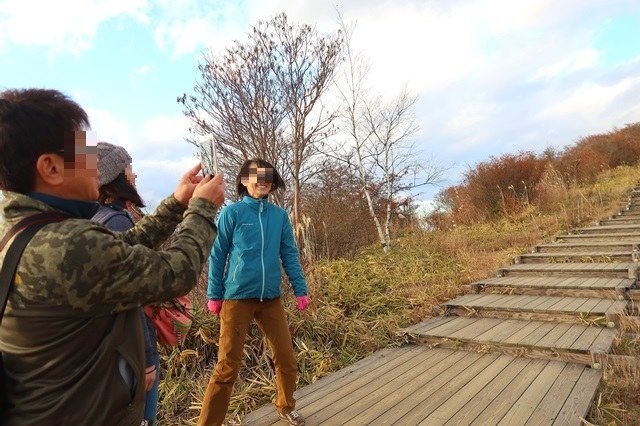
[207,299,223,316]
[296,295,309,311]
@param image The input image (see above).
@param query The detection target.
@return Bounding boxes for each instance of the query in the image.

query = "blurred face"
[241,164,274,198]
[124,165,137,188]
[60,130,100,201]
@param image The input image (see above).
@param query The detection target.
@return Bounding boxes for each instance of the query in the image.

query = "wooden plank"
[552,367,602,425]
[443,357,532,426]
[475,294,515,307]
[589,328,618,353]
[575,298,603,313]
[392,352,502,424]
[474,319,531,343]
[503,321,547,345]
[243,346,420,424]
[527,296,567,311]
[469,359,549,425]
[291,345,417,399]
[343,349,477,425]
[525,363,590,425]
[517,322,558,346]
[420,316,478,336]
[560,297,591,312]
[546,296,582,311]
[447,318,504,339]
[445,293,486,306]
[406,316,458,334]
[298,346,435,406]
[418,355,516,424]
[570,327,605,351]
[313,348,458,424]
[497,360,568,425]
[484,294,535,308]
[536,323,573,348]
[493,294,537,308]
[597,299,628,315]
[553,324,590,349]
[577,277,599,288]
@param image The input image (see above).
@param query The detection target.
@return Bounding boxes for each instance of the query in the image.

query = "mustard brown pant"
[198,298,298,426]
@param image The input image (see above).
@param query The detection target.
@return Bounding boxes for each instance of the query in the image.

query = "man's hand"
[193,173,225,207]
[174,163,205,207]
[174,164,225,208]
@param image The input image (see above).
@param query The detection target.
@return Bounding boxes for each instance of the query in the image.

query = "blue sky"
[2,0,640,209]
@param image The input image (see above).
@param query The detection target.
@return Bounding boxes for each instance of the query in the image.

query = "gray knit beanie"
[97,142,132,185]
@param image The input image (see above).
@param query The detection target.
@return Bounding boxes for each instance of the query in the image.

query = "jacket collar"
[241,195,268,210]
[27,192,100,219]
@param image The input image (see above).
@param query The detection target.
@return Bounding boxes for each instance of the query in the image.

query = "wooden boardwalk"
[242,189,640,425]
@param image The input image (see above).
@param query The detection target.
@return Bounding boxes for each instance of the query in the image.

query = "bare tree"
[178,13,343,220]
[335,17,443,251]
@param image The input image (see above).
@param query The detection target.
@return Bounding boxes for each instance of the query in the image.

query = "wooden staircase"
[243,189,640,425]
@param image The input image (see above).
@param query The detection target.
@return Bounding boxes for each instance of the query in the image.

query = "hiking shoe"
[278,410,306,425]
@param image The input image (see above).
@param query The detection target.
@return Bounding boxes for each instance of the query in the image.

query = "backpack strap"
[0,212,69,320]
[92,206,133,227]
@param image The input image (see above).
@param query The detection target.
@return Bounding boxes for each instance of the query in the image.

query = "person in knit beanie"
[97,142,133,186]
[93,142,159,425]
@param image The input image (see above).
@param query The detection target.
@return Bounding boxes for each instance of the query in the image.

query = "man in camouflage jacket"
[0,88,225,426]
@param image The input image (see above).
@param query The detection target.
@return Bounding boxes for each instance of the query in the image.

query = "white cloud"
[133,64,153,75]
[140,114,190,148]
[0,0,148,53]
[532,48,599,81]
[135,156,200,208]
[538,76,639,122]
[150,0,248,57]
[85,107,133,149]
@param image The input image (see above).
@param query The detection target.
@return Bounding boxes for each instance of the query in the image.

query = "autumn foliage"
[431,122,640,227]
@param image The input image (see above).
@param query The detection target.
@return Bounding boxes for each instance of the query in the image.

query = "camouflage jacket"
[0,191,217,426]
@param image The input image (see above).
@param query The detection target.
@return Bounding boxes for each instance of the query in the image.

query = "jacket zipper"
[259,201,265,301]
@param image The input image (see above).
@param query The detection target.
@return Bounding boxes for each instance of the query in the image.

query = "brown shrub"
[301,161,378,259]
[442,152,548,224]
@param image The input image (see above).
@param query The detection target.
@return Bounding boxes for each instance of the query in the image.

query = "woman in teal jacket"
[198,159,308,426]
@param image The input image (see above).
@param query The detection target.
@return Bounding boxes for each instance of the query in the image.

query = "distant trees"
[178,13,343,226]
[332,18,443,251]
[179,12,442,254]
[431,122,640,227]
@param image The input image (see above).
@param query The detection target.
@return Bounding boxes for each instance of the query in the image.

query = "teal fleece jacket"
[207,196,307,301]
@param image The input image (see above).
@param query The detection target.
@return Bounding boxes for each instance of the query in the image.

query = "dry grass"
[155,164,640,425]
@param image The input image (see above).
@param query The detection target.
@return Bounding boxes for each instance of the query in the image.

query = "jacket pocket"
[232,254,242,282]
[116,354,136,402]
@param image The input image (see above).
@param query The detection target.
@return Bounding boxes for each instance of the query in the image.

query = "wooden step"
[442,294,628,324]
[498,263,638,279]
[516,251,636,264]
[470,276,633,299]
[405,316,616,366]
[535,242,639,253]
[242,347,602,426]
[599,218,640,225]
[555,233,640,243]
[624,205,640,211]
[611,213,640,219]
[574,224,640,234]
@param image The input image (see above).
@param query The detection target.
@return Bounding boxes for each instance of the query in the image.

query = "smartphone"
[199,134,218,176]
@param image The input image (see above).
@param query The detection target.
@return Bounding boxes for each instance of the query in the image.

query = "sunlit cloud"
[0,0,148,53]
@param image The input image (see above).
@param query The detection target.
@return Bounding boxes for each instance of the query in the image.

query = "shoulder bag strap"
[0,212,69,320]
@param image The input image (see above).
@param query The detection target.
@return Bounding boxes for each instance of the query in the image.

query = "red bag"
[143,296,193,347]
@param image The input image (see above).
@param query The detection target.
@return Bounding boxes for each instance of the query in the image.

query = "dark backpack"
[92,206,134,228]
